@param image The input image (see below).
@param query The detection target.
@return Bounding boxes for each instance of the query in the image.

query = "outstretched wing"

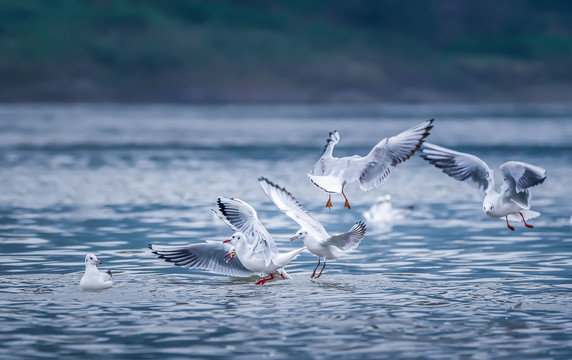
[215,197,278,266]
[311,130,341,176]
[325,221,367,251]
[149,241,255,277]
[351,119,434,191]
[500,161,546,193]
[258,177,329,240]
[421,142,494,194]
[499,161,546,209]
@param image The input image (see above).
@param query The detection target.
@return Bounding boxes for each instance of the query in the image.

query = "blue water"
[0,104,571,359]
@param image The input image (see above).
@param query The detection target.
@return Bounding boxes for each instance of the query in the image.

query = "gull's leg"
[279,272,286,280]
[255,273,275,285]
[311,258,321,278]
[315,260,327,278]
[342,186,351,209]
[326,195,333,209]
[520,212,534,228]
[506,216,515,231]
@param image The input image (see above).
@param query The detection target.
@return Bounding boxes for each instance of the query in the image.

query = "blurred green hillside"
[1,0,572,103]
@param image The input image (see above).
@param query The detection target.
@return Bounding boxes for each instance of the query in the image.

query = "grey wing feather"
[324,221,366,251]
[356,119,433,191]
[258,177,329,239]
[500,161,546,193]
[421,142,493,193]
[216,197,278,265]
[312,130,341,175]
[104,270,112,282]
[149,242,255,277]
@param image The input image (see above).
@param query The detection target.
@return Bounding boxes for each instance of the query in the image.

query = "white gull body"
[214,197,306,285]
[421,142,547,230]
[309,119,433,209]
[80,254,113,291]
[259,177,366,278]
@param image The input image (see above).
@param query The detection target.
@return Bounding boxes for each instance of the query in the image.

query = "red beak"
[95,260,102,264]
[223,239,231,243]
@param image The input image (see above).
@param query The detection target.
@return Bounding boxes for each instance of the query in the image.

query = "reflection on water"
[0,105,571,359]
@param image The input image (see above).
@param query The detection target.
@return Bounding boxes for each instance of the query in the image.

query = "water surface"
[1,104,571,359]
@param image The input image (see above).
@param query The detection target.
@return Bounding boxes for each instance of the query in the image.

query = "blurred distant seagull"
[308,119,433,209]
[80,254,113,291]
[363,194,413,224]
[421,143,546,230]
[259,177,366,279]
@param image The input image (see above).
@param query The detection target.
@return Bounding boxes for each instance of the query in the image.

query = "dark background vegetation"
[1,0,572,103]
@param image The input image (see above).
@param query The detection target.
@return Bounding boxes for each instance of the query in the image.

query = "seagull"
[213,197,307,285]
[421,142,547,230]
[308,119,433,209]
[259,177,366,278]
[363,194,413,224]
[149,241,256,278]
[80,254,113,291]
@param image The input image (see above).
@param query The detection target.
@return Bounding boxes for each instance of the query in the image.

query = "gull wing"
[149,241,255,277]
[216,197,278,266]
[311,130,341,176]
[352,119,433,191]
[324,221,366,251]
[421,142,494,194]
[103,270,112,283]
[258,177,329,240]
[499,161,546,209]
[499,161,546,193]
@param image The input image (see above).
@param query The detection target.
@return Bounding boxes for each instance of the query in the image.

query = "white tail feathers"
[507,209,540,222]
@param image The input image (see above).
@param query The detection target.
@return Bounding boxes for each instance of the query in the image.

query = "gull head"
[223,232,245,245]
[483,202,495,217]
[85,253,102,266]
[290,229,308,241]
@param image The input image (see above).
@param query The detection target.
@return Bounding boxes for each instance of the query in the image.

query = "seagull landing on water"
[80,254,113,291]
[214,197,306,285]
[308,119,433,209]
[421,143,547,231]
[259,177,366,279]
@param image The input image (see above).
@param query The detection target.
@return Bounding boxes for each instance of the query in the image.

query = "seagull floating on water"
[308,119,433,209]
[80,254,113,291]
[421,142,547,230]
[363,194,413,225]
[214,197,306,285]
[259,177,366,278]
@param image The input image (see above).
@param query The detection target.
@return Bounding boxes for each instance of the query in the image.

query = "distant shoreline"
[2,82,572,104]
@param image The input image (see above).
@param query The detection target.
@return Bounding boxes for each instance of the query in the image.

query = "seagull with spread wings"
[150,197,305,285]
[259,177,366,279]
[421,143,547,230]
